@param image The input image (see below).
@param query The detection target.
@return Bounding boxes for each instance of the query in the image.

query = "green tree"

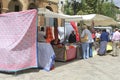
[64,0,120,20]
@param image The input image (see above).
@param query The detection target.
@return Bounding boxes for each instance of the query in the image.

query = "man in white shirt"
[95,30,101,42]
[38,27,46,42]
[112,28,120,56]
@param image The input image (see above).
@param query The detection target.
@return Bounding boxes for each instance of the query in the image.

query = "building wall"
[1,0,9,13]
[1,0,29,13]
[38,1,59,30]
[1,0,58,12]
[0,0,60,28]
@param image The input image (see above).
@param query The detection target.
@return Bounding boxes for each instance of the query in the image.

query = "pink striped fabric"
[0,9,37,72]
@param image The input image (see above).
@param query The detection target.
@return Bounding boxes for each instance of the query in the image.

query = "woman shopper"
[68,30,76,43]
[98,29,109,56]
[81,25,93,59]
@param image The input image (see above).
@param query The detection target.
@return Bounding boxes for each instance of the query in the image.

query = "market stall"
[38,8,118,61]
[0,10,37,72]
[65,14,118,57]
[38,8,80,61]
[0,9,55,72]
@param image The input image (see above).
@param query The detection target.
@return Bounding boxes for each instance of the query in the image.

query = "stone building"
[0,0,58,12]
[0,0,60,27]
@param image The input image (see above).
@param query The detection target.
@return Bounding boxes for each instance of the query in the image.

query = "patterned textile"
[46,27,54,43]
[53,45,76,61]
[0,10,37,72]
[65,45,77,61]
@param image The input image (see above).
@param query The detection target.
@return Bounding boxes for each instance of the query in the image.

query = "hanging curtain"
[70,21,80,42]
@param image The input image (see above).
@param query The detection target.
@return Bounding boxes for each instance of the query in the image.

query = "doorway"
[8,0,23,12]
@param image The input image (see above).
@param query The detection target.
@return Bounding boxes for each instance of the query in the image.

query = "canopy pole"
[54,18,58,40]
[63,19,65,44]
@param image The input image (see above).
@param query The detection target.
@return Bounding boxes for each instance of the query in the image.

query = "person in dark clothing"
[68,30,76,43]
[98,29,109,56]
[50,39,60,45]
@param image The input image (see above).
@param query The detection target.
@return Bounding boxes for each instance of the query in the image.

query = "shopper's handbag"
[81,34,88,43]
[96,38,100,42]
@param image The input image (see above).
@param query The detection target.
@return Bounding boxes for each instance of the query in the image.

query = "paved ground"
[0,51,120,80]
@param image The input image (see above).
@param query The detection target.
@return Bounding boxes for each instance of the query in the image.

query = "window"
[28,3,37,9]
[15,5,20,12]
[8,0,22,12]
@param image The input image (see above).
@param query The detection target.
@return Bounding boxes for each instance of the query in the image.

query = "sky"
[113,0,120,8]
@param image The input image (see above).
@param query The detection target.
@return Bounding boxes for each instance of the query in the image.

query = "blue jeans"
[82,43,89,59]
[89,43,93,57]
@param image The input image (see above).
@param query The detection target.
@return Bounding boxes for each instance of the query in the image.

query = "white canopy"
[84,14,119,26]
[65,14,119,26]
[38,8,69,19]
[65,14,96,21]
[38,8,95,20]
[38,8,119,26]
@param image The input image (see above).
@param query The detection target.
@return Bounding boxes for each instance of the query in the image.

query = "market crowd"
[38,25,120,60]
[80,25,120,59]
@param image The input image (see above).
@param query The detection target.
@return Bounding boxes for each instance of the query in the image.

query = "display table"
[52,44,77,61]
[76,43,83,59]
[37,43,55,71]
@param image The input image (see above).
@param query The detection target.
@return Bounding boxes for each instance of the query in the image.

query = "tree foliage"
[64,0,120,20]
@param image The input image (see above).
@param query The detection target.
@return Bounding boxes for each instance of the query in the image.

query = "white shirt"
[95,33,101,38]
[38,31,46,42]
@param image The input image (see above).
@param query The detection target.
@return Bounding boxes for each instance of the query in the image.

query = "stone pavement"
[0,52,120,80]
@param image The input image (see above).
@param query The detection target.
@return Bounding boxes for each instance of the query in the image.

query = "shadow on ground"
[55,58,82,68]
[0,51,113,75]
[55,50,113,68]
[0,68,40,75]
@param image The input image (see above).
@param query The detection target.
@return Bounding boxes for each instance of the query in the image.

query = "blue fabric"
[89,43,93,57]
[100,32,109,42]
[37,43,55,71]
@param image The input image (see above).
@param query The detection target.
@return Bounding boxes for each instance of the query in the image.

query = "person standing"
[89,28,94,57]
[38,27,46,42]
[68,30,76,43]
[81,25,93,59]
[95,30,101,42]
[98,29,109,56]
[112,28,120,56]
[95,30,101,52]
[92,31,96,41]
